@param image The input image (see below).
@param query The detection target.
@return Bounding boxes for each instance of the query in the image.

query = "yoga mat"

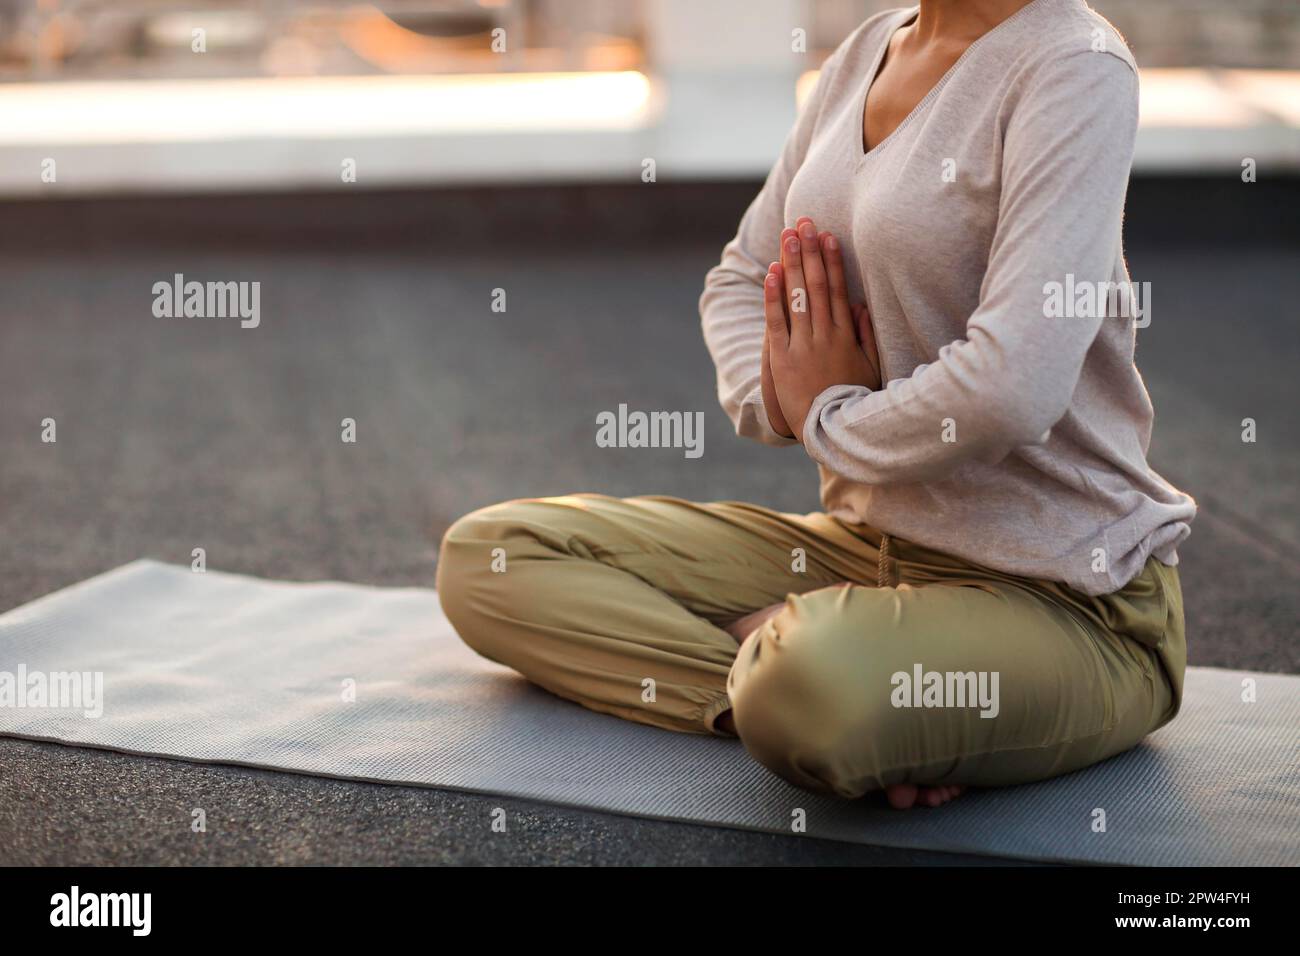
[0,560,1295,866]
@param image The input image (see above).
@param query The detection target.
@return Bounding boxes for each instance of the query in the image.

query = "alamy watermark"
[1043,273,1150,328]
[50,886,150,936]
[891,664,1000,718]
[0,664,103,718]
[595,403,704,459]
[152,273,260,328]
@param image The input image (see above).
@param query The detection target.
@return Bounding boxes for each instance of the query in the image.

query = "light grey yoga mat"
[0,560,1295,866]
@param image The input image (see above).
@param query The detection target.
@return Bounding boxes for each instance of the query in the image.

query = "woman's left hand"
[765,218,881,443]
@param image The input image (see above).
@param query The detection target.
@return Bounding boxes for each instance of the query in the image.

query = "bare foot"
[714,710,737,735]
[722,601,785,644]
[885,783,966,809]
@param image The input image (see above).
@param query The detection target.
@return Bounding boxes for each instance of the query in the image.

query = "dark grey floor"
[0,182,1296,865]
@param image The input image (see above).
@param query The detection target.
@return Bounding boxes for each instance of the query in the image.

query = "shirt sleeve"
[801,49,1140,484]
[698,43,852,448]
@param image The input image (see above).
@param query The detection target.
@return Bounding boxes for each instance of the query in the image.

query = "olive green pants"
[436,494,1185,798]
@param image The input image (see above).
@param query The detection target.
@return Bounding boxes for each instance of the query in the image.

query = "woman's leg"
[436,494,881,735]
[729,577,1177,798]
[438,494,1179,799]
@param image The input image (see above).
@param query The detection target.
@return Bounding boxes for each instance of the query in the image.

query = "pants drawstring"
[877,532,899,588]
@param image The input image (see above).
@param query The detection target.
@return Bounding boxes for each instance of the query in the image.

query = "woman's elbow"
[977,384,1069,452]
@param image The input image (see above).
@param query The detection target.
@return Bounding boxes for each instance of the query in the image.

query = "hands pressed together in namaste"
[760,217,882,442]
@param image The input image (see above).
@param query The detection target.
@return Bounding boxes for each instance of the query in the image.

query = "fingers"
[779,228,808,342]
[763,262,789,351]
[819,232,853,331]
[796,220,832,339]
[852,301,882,388]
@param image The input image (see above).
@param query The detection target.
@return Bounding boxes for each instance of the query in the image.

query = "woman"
[438,0,1196,809]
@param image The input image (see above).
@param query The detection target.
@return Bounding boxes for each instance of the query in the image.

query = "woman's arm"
[699,46,850,447]
[802,50,1140,484]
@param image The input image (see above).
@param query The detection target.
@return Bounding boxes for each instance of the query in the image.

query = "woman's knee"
[727,590,897,797]
[438,504,502,592]
[436,501,531,658]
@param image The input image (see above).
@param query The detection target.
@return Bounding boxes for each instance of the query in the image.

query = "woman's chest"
[784,78,1005,300]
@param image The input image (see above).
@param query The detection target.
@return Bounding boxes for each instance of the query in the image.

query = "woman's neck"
[912,0,1038,44]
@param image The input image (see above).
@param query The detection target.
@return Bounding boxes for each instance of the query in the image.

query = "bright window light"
[0,71,654,145]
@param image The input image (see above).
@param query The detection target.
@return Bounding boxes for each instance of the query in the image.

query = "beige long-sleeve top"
[700,0,1195,595]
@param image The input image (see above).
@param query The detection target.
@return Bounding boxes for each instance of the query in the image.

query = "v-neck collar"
[855,0,1049,168]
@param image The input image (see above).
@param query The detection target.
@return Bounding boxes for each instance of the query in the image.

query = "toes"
[886,783,967,809]
[924,785,956,805]
[886,783,919,810]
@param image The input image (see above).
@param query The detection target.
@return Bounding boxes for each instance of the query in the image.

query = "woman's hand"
[765,218,881,442]
[760,331,795,438]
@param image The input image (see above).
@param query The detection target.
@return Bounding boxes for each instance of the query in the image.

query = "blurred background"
[1,0,1297,638]
[0,0,1297,866]
[0,0,1296,646]
[0,0,1297,191]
